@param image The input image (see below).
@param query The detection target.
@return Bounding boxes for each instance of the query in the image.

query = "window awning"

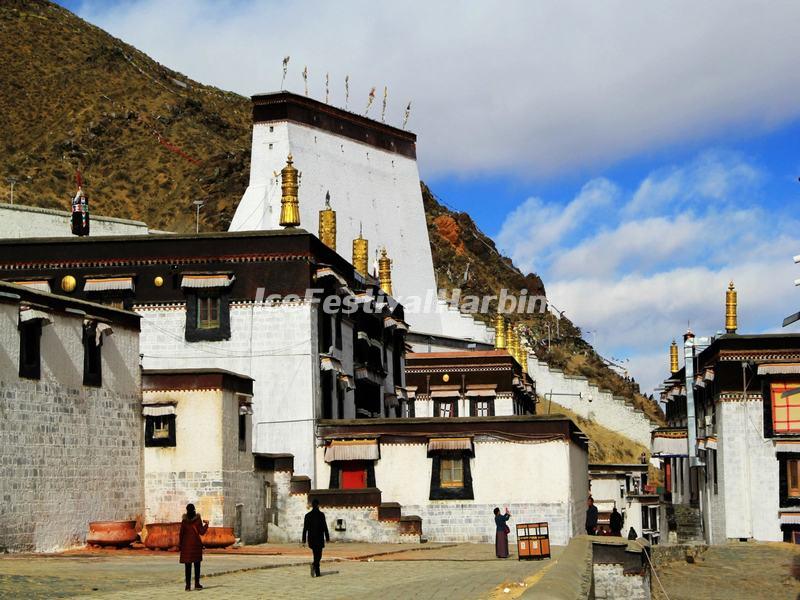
[12,280,50,292]
[465,385,497,398]
[339,374,356,390]
[19,307,52,324]
[321,355,345,374]
[431,390,460,399]
[466,389,496,397]
[780,511,800,525]
[651,431,688,456]
[315,267,348,287]
[324,439,379,462]
[703,369,715,382]
[384,317,399,329]
[758,363,800,375]
[384,393,399,409]
[181,274,235,288]
[395,386,408,401]
[143,404,176,417]
[428,437,473,452]
[355,366,383,385]
[84,277,134,292]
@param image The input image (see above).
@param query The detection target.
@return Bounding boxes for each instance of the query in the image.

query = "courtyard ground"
[0,542,560,599]
[653,542,800,600]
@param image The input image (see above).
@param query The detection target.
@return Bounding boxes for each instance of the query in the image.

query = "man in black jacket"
[585,497,598,535]
[610,507,624,536]
[302,499,331,577]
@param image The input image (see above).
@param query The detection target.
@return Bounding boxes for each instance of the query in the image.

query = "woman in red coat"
[179,503,209,591]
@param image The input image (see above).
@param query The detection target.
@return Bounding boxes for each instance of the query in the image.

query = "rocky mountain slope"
[0,0,664,435]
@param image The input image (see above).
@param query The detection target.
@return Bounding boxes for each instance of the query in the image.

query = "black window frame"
[429,451,474,500]
[470,398,495,417]
[82,321,102,387]
[18,319,42,380]
[238,413,247,452]
[145,414,177,447]
[434,398,458,418]
[185,290,231,342]
[779,452,800,508]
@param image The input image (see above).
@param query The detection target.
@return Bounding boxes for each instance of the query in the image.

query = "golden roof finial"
[670,339,679,374]
[318,190,336,250]
[378,247,393,295]
[725,280,737,334]
[494,314,507,349]
[517,327,528,373]
[352,224,369,276]
[279,154,300,228]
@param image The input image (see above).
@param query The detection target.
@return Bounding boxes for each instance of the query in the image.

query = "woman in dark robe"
[179,503,209,591]
[494,506,512,558]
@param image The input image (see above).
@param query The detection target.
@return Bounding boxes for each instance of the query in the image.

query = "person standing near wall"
[494,507,512,558]
[179,503,209,591]
[610,507,624,537]
[302,499,330,577]
[586,497,599,535]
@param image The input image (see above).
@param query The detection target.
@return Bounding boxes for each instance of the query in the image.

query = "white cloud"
[74,0,800,178]
[497,178,618,273]
[498,153,800,393]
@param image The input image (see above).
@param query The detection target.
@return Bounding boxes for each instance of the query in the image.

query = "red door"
[340,461,368,489]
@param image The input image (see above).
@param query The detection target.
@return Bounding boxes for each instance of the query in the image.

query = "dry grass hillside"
[0,1,663,458]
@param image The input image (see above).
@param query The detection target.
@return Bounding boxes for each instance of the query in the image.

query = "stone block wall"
[144,470,225,526]
[593,564,650,600]
[0,302,143,553]
[402,502,571,545]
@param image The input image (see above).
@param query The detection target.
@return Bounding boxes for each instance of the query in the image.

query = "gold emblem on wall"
[61,275,77,292]
[154,276,164,287]
[442,374,450,382]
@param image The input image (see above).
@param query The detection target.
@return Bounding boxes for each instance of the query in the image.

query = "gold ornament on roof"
[279,154,300,228]
[378,247,393,296]
[670,340,679,374]
[318,191,336,250]
[725,281,737,334]
[352,226,369,277]
[494,314,507,349]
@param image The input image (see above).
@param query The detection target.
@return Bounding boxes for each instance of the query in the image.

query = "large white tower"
[230,92,492,343]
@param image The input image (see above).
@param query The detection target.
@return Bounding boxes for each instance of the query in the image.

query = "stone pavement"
[0,543,561,599]
[653,542,800,600]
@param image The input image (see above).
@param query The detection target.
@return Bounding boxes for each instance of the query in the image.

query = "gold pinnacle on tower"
[518,329,528,373]
[725,281,737,334]
[378,247,393,295]
[670,340,679,374]
[494,314,507,349]
[318,191,336,250]
[279,154,300,228]
[508,324,519,364]
[352,226,369,277]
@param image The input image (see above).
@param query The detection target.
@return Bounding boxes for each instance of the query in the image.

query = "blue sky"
[58,0,800,392]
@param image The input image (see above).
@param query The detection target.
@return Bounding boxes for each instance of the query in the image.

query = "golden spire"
[352,225,369,277]
[725,280,737,334]
[318,191,336,250]
[494,314,507,349]
[508,324,518,365]
[518,328,528,373]
[378,247,393,295]
[279,154,300,227]
[670,339,679,374]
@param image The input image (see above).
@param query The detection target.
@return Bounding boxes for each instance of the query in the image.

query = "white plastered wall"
[230,120,492,343]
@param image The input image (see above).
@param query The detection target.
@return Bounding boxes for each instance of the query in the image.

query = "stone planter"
[143,522,181,550]
[201,527,236,548]
[87,520,138,548]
